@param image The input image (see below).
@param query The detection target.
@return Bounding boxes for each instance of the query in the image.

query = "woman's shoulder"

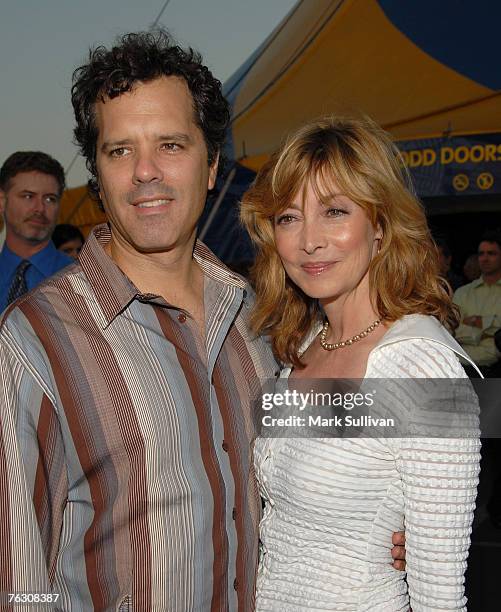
[368,314,478,377]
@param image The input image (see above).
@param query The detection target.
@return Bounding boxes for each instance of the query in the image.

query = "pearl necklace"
[319,319,381,351]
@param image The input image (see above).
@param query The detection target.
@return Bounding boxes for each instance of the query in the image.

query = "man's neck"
[106,237,205,317]
[5,233,49,259]
[482,271,501,286]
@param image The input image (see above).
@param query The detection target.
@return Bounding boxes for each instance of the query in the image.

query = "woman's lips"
[300,262,336,275]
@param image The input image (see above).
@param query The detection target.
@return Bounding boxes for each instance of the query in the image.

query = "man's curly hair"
[71,30,230,199]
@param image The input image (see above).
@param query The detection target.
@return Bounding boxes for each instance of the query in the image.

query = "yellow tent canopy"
[203,0,501,260]
[226,0,501,177]
[58,185,106,237]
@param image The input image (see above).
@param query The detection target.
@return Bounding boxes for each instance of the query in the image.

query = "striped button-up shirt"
[0,224,277,611]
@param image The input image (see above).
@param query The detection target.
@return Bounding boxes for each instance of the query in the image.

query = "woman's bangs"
[271,150,312,214]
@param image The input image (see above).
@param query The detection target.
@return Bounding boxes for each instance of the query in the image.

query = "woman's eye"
[275,214,296,225]
[325,207,346,217]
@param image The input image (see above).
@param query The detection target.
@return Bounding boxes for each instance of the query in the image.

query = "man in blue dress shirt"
[0,151,73,313]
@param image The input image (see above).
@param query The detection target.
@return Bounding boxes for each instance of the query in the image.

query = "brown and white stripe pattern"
[0,224,277,611]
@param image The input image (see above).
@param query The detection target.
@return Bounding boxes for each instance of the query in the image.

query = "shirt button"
[233,578,239,590]
[222,441,229,452]
[232,507,237,520]
[177,313,187,323]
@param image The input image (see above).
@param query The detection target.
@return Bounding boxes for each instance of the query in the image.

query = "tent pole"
[199,166,237,241]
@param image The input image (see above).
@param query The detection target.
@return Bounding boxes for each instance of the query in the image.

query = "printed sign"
[397,133,501,197]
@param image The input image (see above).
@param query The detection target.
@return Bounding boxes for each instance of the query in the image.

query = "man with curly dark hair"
[0,30,277,611]
[71,30,229,205]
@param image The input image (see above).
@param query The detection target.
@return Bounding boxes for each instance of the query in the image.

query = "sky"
[0,0,297,188]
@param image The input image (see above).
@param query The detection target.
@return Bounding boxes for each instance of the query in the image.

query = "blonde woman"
[241,117,480,611]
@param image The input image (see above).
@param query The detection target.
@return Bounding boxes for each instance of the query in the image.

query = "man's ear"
[208,152,220,191]
[0,190,6,216]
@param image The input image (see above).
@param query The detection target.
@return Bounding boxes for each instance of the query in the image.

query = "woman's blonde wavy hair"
[240,116,458,367]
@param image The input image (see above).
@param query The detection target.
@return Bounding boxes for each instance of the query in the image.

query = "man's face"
[0,171,61,245]
[94,76,218,255]
[478,240,501,277]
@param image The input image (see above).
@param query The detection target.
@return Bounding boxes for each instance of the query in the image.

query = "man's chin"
[22,232,51,244]
[135,244,177,254]
[130,232,197,255]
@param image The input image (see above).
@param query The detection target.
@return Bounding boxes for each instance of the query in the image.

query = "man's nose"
[31,196,46,213]
[133,151,163,184]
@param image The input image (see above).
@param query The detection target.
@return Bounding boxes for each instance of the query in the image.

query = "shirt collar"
[0,244,21,268]
[472,276,501,288]
[31,241,68,276]
[79,223,248,327]
[0,240,63,276]
[298,314,482,375]
[193,240,247,290]
[78,224,137,326]
[370,314,483,375]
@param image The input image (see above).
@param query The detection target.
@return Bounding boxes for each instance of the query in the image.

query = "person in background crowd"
[463,252,481,283]
[435,236,464,290]
[453,230,501,374]
[0,151,72,312]
[454,232,501,531]
[52,223,85,259]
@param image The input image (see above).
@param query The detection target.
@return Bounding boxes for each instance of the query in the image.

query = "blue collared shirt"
[0,241,72,313]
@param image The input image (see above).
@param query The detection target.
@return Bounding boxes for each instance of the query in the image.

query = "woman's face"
[273,177,381,305]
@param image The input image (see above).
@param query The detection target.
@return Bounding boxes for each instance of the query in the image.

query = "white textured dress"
[254,315,481,611]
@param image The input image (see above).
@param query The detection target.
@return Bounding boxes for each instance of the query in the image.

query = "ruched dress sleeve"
[379,339,481,612]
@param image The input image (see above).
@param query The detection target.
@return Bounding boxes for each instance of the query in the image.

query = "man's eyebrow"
[100,139,132,152]
[101,133,193,152]
[157,132,192,143]
[18,189,60,199]
[157,132,193,144]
